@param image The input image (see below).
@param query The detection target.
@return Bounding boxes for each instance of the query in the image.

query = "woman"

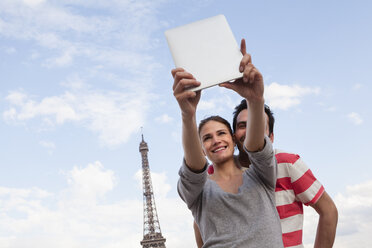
[172,39,283,247]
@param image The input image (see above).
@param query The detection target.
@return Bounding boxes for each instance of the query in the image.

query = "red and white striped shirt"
[275,149,324,248]
[207,149,324,248]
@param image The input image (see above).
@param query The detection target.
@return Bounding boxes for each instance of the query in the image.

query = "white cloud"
[3,162,372,248]
[179,81,320,113]
[197,87,237,113]
[39,140,56,150]
[0,162,137,247]
[303,180,372,247]
[23,0,46,7]
[198,99,216,111]
[0,186,51,199]
[30,50,40,59]
[46,49,75,67]
[325,106,336,112]
[1,0,166,146]
[60,75,88,90]
[4,91,28,105]
[352,83,363,90]
[264,82,320,110]
[155,114,174,124]
[3,108,17,120]
[4,91,80,123]
[332,180,372,247]
[0,162,195,248]
[317,102,336,112]
[347,112,363,125]
[61,161,116,205]
[134,170,171,199]
[0,0,166,68]
[4,46,16,54]
[3,89,151,146]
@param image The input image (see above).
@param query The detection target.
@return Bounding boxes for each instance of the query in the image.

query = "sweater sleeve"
[245,136,277,190]
[177,159,208,209]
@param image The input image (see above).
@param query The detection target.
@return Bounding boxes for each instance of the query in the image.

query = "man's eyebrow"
[237,121,246,126]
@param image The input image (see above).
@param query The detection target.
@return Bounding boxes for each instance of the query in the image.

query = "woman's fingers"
[240,53,252,73]
[249,67,260,83]
[175,90,197,102]
[242,63,262,84]
[174,78,200,94]
[243,63,254,83]
[171,67,182,77]
[172,70,195,88]
[240,38,247,55]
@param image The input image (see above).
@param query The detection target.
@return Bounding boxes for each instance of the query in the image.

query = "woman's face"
[199,120,235,164]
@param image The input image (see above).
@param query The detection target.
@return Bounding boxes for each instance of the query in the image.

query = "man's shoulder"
[274,149,301,165]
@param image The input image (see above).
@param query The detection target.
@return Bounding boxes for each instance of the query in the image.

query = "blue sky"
[1,0,371,247]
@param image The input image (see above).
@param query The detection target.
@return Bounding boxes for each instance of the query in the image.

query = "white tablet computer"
[165,15,243,91]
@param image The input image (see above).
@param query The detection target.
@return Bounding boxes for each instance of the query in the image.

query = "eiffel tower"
[139,134,166,248]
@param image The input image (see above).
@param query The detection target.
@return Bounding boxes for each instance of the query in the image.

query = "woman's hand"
[219,39,264,104]
[172,68,202,118]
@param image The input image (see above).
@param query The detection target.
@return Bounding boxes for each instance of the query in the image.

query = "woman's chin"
[209,155,231,165]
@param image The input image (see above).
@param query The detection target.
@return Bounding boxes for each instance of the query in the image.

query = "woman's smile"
[212,145,227,153]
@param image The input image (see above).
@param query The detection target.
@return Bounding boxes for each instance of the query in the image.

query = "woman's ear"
[201,145,206,156]
[199,136,207,156]
[202,149,206,156]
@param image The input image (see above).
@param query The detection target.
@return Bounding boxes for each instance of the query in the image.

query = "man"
[194,100,338,248]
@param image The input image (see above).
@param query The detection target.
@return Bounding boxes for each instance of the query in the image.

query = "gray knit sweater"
[178,136,284,248]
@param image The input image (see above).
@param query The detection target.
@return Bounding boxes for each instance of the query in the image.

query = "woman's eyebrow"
[202,133,211,139]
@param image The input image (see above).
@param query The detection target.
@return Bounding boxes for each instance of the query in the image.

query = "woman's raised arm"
[172,68,206,171]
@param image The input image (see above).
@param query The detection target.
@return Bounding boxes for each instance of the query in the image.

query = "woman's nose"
[212,135,221,144]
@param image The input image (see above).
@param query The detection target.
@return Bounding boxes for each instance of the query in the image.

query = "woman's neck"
[213,157,242,180]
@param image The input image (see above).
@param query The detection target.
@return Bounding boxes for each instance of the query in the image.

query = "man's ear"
[269,133,274,143]
[233,133,238,144]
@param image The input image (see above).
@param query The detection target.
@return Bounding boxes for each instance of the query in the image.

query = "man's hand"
[171,68,201,118]
[220,39,264,104]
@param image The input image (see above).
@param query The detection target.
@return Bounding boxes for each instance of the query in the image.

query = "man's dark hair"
[198,115,233,137]
[232,99,275,136]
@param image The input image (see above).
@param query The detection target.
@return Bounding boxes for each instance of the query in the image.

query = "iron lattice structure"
[139,135,166,248]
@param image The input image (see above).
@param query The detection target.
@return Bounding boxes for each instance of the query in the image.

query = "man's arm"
[193,221,203,248]
[311,191,338,248]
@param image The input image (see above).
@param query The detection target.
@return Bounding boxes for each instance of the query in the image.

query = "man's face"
[234,109,248,153]
[234,109,273,153]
